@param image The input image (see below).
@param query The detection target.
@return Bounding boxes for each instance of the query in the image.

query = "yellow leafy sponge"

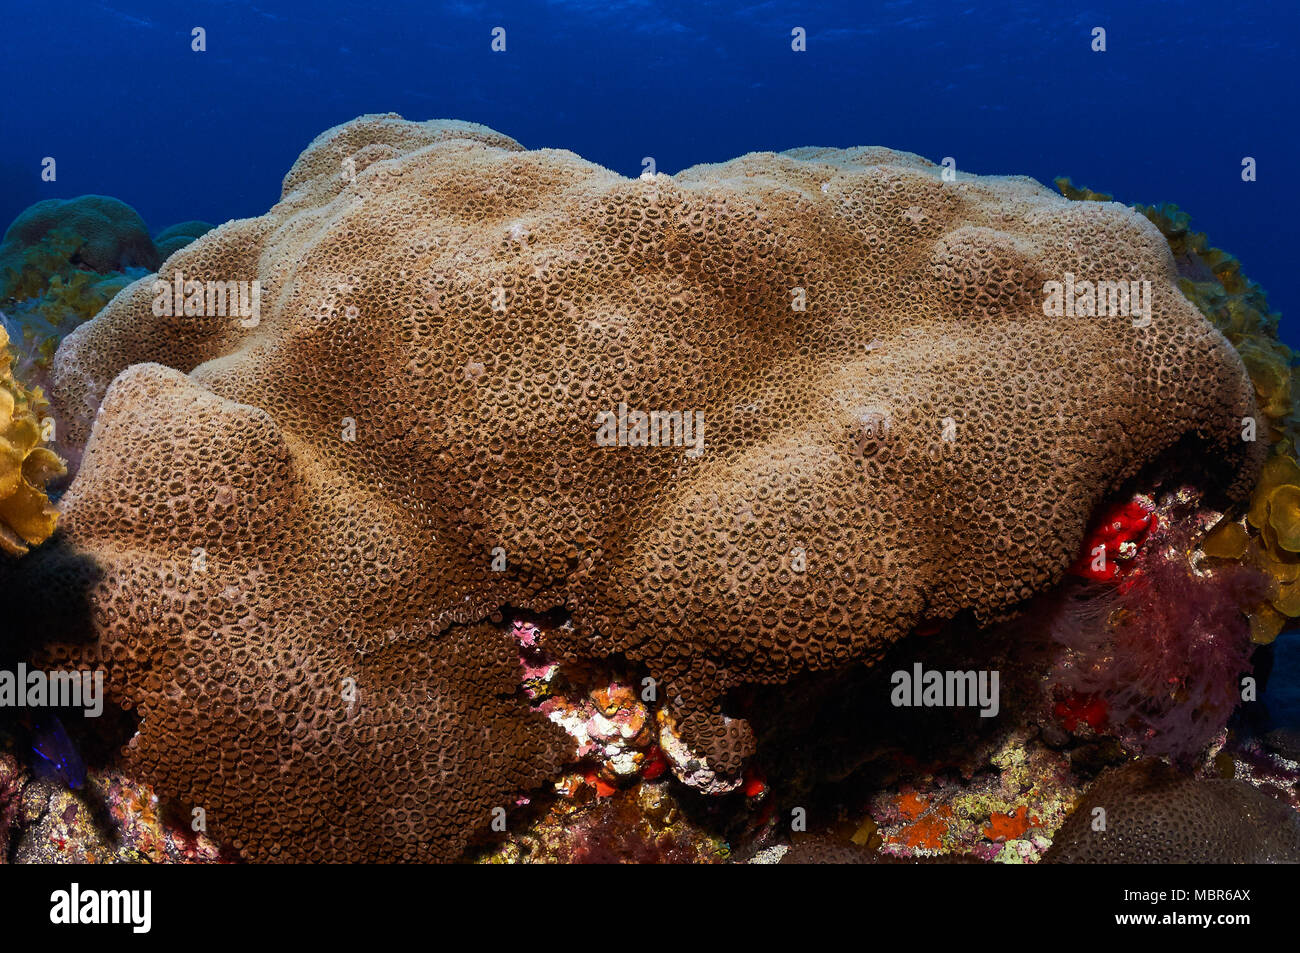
[0,324,65,554]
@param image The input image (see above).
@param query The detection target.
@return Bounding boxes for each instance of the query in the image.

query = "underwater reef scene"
[0,112,1298,870]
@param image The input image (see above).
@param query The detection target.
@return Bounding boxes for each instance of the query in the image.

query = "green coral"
[154,220,215,260]
[0,199,161,384]
[8,270,136,379]
[0,196,158,300]
[0,227,86,304]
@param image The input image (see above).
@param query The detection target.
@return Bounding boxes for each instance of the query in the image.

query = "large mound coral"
[21,114,1265,861]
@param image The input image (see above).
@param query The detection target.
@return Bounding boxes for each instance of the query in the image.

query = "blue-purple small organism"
[26,713,87,790]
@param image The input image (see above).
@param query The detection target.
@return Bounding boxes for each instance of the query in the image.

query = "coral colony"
[0,116,1298,865]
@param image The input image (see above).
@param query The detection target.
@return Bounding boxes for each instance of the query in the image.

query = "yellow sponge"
[0,324,65,554]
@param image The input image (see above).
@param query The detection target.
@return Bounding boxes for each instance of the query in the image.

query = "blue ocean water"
[1,0,1296,343]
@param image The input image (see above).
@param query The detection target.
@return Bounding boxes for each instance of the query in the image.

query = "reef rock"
[20,114,1264,861]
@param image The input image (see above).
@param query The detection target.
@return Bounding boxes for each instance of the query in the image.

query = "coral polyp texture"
[23,114,1265,861]
[1043,759,1300,863]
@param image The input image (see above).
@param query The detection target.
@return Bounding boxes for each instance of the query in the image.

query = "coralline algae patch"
[862,728,1077,864]
[499,612,1089,865]
[0,750,226,864]
[515,616,770,802]
[476,780,730,864]
[1214,733,1300,816]
[512,620,671,790]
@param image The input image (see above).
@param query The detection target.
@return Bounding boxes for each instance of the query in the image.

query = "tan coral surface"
[28,114,1262,860]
